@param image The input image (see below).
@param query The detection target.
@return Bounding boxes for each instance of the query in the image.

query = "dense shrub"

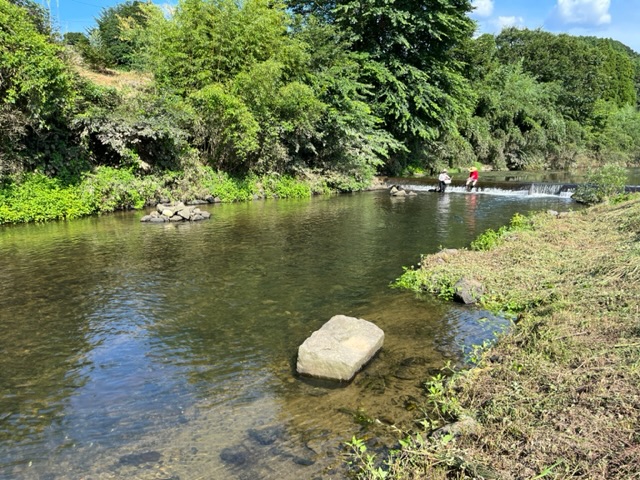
[573,164,628,205]
[0,173,91,224]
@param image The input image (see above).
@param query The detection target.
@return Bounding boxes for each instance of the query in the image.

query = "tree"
[0,0,75,175]
[7,0,51,36]
[288,0,476,173]
[87,0,153,69]
[465,62,574,170]
[495,29,637,123]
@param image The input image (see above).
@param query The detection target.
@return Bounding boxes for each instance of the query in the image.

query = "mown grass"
[352,197,640,479]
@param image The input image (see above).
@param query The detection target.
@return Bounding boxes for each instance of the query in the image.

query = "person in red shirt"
[466,166,479,191]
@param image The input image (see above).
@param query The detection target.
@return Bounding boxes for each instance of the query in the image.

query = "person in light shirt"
[438,169,451,192]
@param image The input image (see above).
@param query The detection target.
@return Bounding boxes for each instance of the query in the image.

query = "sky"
[42,0,640,53]
[470,0,640,52]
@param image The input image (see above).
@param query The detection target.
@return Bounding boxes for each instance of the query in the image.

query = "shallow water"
[0,190,574,479]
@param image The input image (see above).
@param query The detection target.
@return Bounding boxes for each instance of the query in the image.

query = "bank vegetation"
[2,0,640,224]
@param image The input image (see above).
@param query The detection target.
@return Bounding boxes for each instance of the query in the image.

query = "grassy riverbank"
[356,197,640,479]
[0,167,337,225]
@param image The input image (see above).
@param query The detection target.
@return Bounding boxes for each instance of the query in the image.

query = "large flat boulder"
[296,315,384,381]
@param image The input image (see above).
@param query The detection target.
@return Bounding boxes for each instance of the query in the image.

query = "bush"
[79,166,163,213]
[573,164,627,205]
[0,173,92,224]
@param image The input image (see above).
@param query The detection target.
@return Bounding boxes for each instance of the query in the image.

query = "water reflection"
[0,191,574,479]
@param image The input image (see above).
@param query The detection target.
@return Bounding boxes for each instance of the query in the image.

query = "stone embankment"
[140,202,212,223]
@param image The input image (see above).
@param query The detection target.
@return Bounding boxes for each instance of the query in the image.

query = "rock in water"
[296,315,384,381]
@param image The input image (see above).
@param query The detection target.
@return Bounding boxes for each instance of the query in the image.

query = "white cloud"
[471,0,494,17]
[555,0,611,26]
[496,16,525,30]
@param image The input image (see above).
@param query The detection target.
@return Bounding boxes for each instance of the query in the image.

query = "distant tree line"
[2,0,640,191]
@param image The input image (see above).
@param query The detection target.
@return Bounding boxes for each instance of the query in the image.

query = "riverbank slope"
[387,197,640,479]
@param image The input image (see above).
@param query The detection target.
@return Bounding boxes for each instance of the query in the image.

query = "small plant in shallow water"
[391,266,423,292]
[345,437,389,479]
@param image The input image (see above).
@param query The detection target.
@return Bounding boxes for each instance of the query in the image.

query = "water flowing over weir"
[385,169,640,198]
[386,177,577,198]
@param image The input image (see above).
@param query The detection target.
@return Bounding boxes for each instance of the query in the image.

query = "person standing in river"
[438,169,451,192]
[466,166,479,191]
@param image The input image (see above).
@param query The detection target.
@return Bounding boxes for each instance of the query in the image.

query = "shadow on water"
[0,190,574,479]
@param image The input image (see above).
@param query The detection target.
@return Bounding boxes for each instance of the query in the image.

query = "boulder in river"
[296,315,384,381]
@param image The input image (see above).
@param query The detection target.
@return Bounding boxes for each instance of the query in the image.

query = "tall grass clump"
[470,212,532,251]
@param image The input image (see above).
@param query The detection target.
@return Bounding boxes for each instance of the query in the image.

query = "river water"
[0,188,573,479]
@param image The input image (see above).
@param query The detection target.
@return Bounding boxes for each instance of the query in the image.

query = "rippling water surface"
[0,190,573,479]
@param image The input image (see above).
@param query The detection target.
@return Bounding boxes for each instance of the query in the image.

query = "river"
[0,187,573,479]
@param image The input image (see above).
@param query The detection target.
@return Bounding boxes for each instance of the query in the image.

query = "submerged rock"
[248,425,285,446]
[296,315,384,381]
[220,446,250,466]
[118,451,162,466]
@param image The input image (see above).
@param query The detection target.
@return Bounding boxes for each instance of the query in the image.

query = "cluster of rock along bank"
[140,202,212,223]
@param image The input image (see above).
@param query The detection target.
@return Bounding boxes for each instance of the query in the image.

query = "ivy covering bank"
[0,167,324,224]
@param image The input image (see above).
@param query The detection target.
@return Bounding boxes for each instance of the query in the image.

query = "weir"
[384,177,640,198]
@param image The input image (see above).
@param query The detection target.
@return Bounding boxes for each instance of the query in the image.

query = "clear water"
[0,190,574,479]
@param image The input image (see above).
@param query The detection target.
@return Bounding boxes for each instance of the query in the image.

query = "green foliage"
[72,90,191,172]
[260,174,312,199]
[424,373,461,422]
[0,173,92,224]
[188,84,260,170]
[0,0,76,175]
[82,0,151,70]
[304,0,476,173]
[287,0,475,172]
[79,166,162,213]
[8,0,51,36]
[393,265,458,301]
[345,437,389,480]
[467,62,571,170]
[391,266,424,293]
[470,227,502,251]
[588,103,640,164]
[573,164,628,205]
[148,0,292,92]
[471,213,532,251]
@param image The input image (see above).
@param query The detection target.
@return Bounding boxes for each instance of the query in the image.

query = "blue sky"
[470,0,640,52]
[44,0,640,53]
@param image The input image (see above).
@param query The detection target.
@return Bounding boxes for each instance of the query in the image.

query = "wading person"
[466,166,479,191]
[438,169,451,192]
